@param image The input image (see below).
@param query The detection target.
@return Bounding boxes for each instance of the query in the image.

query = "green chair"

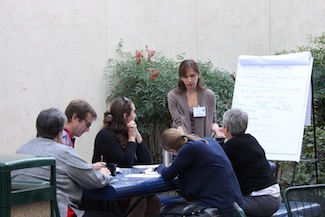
[233,202,246,217]
[284,184,325,217]
[0,154,60,217]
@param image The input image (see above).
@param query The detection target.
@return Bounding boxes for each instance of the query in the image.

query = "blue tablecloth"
[82,167,179,201]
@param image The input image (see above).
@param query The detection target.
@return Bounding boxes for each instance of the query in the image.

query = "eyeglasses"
[83,118,92,128]
[122,96,130,112]
[123,96,129,104]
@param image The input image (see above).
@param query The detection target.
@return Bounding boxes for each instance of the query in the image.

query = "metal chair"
[283,184,325,217]
[0,154,60,217]
[233,202,246,217]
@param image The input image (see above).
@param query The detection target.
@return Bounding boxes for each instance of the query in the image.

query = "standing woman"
[92,97,161,217]
[168,59,224,138]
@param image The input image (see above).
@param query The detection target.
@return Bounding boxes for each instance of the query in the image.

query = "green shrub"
[104,40,235,162]
[277,33,325,126]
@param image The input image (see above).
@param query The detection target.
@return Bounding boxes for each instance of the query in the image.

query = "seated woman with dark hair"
[92,97,160,217]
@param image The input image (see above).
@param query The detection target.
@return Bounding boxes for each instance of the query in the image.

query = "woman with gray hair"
[222,108,281,217]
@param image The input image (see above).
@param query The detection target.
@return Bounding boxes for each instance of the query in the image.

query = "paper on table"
[132,164,159,169]
[109,178,118,184]
[125,172,161,178]
[144,168,154,174]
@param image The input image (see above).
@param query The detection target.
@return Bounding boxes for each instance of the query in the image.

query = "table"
[82,167,179,216]
[83,167,179,200]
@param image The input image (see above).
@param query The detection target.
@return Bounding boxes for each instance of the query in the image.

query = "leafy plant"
[104,40,235,162]
[276,33,325,126]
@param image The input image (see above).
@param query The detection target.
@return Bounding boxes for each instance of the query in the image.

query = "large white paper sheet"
[232,52,313,162]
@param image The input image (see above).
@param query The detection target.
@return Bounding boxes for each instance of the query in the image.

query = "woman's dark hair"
[103,97,132,148]
[176,59,205,92]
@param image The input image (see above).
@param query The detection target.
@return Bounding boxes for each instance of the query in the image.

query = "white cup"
[123,168,132,175]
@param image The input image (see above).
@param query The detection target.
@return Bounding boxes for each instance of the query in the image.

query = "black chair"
[283,184,325,217]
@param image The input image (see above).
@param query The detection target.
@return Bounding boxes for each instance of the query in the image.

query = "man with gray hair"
[222,108,281,217]
[12,108,114,217]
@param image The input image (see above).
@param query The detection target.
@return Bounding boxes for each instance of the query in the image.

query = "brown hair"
[65,99,97,122]
[176,59,205,93]
[160,128,204,152]
[103,97,132,148]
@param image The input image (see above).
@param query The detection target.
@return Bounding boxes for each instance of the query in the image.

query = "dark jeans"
[244,194,281,217]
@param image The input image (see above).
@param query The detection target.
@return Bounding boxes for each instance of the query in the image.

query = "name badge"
[193,106,206,117]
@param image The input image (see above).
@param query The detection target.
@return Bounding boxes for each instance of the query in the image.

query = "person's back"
[12,108,112,217]
[14,138,111,217]
[180,138,242,211]
[222,108,281,217]
[157,128,243,215]
[223,134,276,195]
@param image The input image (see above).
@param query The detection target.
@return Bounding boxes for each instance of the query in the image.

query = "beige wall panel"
[107,0,199,62]
[0,0,324,162]
[270,0,325,54]
[198,0,271,71]
[0,0,108,161]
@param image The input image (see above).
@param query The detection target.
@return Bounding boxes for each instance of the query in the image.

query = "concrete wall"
[1,0,324,162]
[0,0,108,161]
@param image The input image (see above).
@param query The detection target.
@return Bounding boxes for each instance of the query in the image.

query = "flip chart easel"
[231,52,313,162]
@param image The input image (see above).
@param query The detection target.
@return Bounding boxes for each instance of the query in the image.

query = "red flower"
[145,45,156,60]
[151,68,159,80]
[135,50,143,64]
